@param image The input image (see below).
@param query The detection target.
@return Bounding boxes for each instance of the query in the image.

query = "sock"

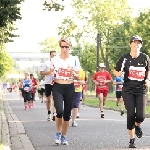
[48,111,51,114]
[101,111,104,114]
[53,112,56,116]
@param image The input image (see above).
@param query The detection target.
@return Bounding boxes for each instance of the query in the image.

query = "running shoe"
[25,105,28,110]
[61,135,68,145]
[120,111,124,116]
[76,115,79,118]
[72,121,78,127]
[47,114,51,121]
[55,132,61,145]
[135,125,143,138]
[129,138,136,148]
[29,105,32,108]
[101,113,104,118]
[52,115,55,121]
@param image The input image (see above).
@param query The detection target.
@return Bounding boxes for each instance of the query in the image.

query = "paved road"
[5,92,150,150]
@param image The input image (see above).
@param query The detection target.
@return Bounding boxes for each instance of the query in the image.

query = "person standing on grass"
[93,63,112,118]
[49,36,80,145]
[113,75,125,116]
[113,35,150,148]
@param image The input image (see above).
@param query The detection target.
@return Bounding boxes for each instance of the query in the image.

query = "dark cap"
[130,35,142,44]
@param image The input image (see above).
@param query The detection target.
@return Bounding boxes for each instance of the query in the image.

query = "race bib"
[58,68,72,78]
[24,87,29,92]
[128,66,145,81]
[74,81,80,88]
[118,85,123,91]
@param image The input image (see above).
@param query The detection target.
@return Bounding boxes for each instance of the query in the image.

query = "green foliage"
[0,0,23,43]
[133,10,150,55]
[0,50,13,77]
[38,37,60,53]
[43,0,65,11]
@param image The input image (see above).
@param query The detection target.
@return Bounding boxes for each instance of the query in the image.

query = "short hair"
[50,50,56,55]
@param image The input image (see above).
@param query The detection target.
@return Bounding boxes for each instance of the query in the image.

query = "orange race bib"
[58,68,72,78]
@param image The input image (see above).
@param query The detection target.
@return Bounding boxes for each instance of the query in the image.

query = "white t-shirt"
[40,60,54,84]
[40,80,45,89]
[50,55,80,80]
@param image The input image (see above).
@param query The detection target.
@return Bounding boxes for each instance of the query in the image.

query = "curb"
[3,99,35,150]
[0,99,11,150]
[85,104,150,118]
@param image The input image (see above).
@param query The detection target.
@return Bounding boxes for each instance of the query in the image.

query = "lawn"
[85,98,150,114]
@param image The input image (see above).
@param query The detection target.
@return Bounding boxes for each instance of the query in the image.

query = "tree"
[38,37,60,53]
[133,10,150,55]
[0,50,13,77]
[58,0,132,71]
[0,0,23,43]
[43,0,65,11]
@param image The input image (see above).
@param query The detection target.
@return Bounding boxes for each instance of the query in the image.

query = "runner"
[81,73,87,107]
[113,75,125,116]
[40,50,56,121]
[22,73,31,110]
[50,36,80,145]
[30,74,37,108]
[40,76,46,103]
[18,79,23,100]
[72,67,85,127]
[93,63,112,118]
[37,79,42,101]
[113,35,150,148]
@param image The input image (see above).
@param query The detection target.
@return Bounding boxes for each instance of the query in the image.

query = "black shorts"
[116,91,122,98]
[45,84,53,97]
[38,89,41,94]
[40,88,45,96]
[30,93,35,100]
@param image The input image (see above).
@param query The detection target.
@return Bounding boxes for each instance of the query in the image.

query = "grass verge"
[85,98,150,114]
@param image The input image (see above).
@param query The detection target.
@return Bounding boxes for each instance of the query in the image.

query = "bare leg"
[62,120,69,136]
[98,93,104,111]
[56,117,62,133]
[72,108,78,122]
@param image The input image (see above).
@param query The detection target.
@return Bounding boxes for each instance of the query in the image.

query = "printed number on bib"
[58,68,72,78]
[74,81,80,88]
[128,66,145,81]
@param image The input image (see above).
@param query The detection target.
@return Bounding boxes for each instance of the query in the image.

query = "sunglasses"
[60,46,69,49]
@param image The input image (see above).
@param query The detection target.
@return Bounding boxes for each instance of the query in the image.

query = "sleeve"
[79,70,85,80]
[146,54,150,71]
[114,55,126,71]
[107,72,112,80]
[40,62,46,71]
[74,56,80,71]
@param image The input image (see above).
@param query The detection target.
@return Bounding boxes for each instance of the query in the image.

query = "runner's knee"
[63,115,71,121]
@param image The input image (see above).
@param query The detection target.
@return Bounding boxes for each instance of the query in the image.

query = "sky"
[4,0,150,68]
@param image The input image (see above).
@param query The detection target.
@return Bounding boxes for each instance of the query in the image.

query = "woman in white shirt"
[50,36,80,145]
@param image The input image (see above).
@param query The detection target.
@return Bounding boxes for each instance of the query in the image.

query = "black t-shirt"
[115,52,150,87]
